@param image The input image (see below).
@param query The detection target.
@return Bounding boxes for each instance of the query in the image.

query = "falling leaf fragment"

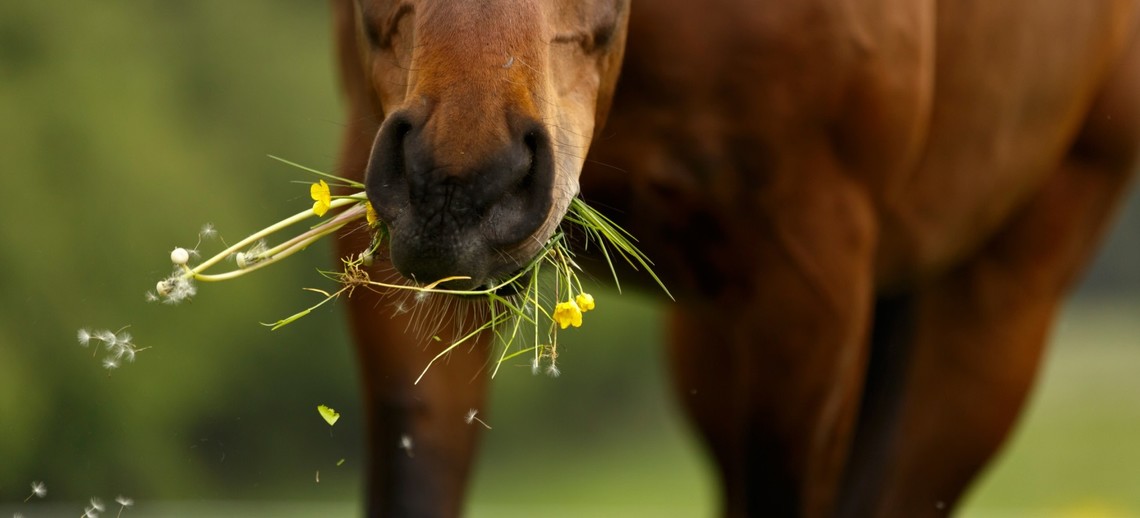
[318,404,340,426]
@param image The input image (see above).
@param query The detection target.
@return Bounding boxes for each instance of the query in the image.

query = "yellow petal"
[553,300,583,330]
[310,180,329,202]
[575,293,595,312]
[318,404,340,426]
[365,202,379,226]
[310,180,332,216]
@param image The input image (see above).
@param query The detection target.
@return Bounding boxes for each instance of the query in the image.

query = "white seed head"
[531,357,541,376]
[90,497,105,512]
[30,481,46,497]
[156,280,173,296]
[170,247,190,265]
[546,363,561,378]
[115,495,134,508]
[77,328,91,347]
[200,222,217,239]
[102,357,119,370]
[464,409,478,424]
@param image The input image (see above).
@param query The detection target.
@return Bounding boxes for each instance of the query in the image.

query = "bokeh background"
[1,2,1137,517]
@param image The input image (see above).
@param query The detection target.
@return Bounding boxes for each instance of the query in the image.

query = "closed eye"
[551,21,616,54]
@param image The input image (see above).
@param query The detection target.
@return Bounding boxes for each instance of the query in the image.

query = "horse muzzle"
[364,107,556,289]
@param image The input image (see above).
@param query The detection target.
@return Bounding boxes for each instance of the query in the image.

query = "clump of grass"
[147,157,668,382]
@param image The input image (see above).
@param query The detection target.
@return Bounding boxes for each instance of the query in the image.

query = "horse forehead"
[417,0,546,48]
[409,1,547,158]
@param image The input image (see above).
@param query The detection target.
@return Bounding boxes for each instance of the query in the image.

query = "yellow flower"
[365,201,379,227]
[310,180,331,217]
[553,300,583,329]
[575,293,595,312]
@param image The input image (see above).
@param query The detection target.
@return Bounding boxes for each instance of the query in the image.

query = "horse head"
[349,0,630,289]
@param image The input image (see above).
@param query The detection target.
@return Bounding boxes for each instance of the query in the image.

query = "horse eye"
[362,19,382,48]
[592,22,616,50]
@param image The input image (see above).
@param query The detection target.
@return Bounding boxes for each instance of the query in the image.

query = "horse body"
[332,0,1140,515]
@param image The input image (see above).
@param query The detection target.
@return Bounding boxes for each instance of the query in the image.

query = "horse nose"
[364,109,555,283]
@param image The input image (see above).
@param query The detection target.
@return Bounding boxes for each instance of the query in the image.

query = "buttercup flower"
[365,201,379,227]
[575,292,595,312]
[553,300,583,329]
[310,180,331,217]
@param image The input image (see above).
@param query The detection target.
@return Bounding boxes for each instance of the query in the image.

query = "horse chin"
[385,223,546,295]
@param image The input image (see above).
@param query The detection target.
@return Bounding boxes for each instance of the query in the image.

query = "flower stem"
[189,194,364,276]
[194,205,364,282]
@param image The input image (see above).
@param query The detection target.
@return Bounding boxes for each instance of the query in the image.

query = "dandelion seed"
[25,481,46,501]
[119,346,137,363]
[95,329,116,343]
[234,241,268,269]
[82,506,98,518]
[144,291,159,302]
[399,434,413,456]
[199,222,216,239]
[464,408,491,430]
[90,497,105,512]
[531,357,541,376]
[78,328,92,347]
[115,495,134,517]
[546,363,561,378]
[553,300,583,329]
[154,272,197,304]
[103,357,119,370]
[15,512,25,518]
[115,330,132,346]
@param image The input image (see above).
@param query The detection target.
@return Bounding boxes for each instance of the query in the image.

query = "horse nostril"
[485,123,555,246]
[364,112,416,224]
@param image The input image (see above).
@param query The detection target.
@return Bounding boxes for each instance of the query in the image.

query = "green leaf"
[318,404,340,426]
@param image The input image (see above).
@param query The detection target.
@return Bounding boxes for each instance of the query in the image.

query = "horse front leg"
[341,253,492,517]
[664,173,878,517]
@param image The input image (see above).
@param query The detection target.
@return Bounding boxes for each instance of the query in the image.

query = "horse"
[329,0,1140,516]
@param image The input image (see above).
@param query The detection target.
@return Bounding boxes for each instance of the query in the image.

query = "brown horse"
[330,0,1140,516]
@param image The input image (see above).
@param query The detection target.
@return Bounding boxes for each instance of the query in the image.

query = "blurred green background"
[0,2,1137,517]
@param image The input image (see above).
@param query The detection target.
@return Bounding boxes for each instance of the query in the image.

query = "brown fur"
[332,0,1140,515]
